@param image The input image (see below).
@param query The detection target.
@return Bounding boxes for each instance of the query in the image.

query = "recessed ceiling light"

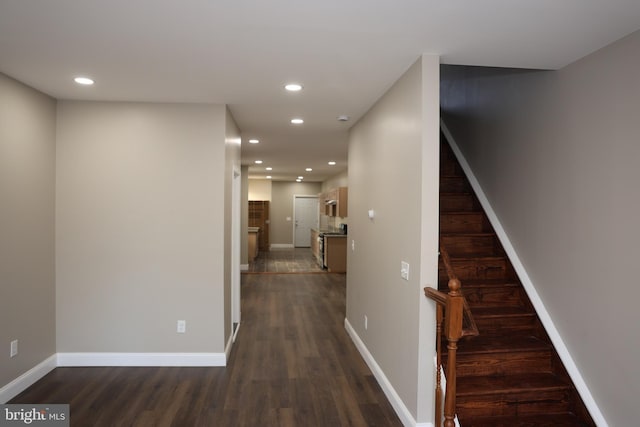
[298,176,304,179]
[266,176,272,179]
[337,115,350,122]
[255,160,263,164]
[291,118,304,125]
[74,77,94,85]
[266,167,273,171]
[285,83,303,92]
[328,161,336,165]
[305,168,312,171]
[249,139,259,144]
[296,179,302,182]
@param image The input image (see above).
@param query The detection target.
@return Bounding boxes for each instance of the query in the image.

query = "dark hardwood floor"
[10,273,402,427]
[246,247,324,273]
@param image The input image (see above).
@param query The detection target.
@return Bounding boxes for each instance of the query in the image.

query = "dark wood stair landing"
[438,135,594,427]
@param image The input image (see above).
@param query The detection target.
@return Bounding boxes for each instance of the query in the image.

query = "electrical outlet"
[364,315,368,330]
[177,320,186,333]
[10,340,18,358]
[401,261,410,280]
[351,239,355,251]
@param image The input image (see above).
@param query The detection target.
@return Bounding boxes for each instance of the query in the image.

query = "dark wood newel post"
[427,246,478,427]
[443,277,463,427]
[435,304,443,427]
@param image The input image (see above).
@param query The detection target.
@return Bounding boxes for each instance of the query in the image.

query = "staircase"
[438,135,595,427]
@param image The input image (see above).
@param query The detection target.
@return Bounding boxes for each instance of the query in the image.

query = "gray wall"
[0,74,56,390]
[440,30,640,427]
[270,181,321,246]
[55,101,228,353]
[347,55,440,423]
[224,108,241,344]
[321,170,348,192]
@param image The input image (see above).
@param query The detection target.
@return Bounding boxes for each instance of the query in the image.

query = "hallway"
[10,273,401,426]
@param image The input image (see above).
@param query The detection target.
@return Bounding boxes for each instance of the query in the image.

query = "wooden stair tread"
[447,253,506,260]
[440,232,495,237]
[457,373,569,396]
[455,335,549,354]
[439,278,521,290]
[469,306,534,317]
[440,192,473,196]
[460,412,591,427]
[452,278,520,287]
[440,211,483,216]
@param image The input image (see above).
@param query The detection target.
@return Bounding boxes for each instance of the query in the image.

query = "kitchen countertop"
[311,227,346,236]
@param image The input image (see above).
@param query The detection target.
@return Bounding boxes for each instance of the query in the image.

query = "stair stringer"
[440,119,608,427]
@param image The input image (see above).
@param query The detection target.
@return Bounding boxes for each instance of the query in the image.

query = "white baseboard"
[232,322,241,343]
[240,264,249,271]
[0,355,57,403]
[270,243,294,249]
[345,318,432,427]
[225,332,234,361]
[441,120,608,427]
[56,352,226,367]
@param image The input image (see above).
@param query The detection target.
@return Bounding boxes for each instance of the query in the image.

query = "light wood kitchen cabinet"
[318,193,326,215]
[324,235,347,273]
[322,187,348,217]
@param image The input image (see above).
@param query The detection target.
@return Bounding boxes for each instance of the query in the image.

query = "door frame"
[231,166,241,341]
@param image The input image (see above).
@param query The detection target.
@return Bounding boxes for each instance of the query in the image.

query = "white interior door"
[293,196,319,247]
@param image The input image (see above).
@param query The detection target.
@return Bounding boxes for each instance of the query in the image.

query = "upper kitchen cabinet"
[248,200,270,250]
[323,187,348,217]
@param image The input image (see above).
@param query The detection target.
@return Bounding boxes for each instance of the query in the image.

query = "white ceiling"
[1,1,639,181]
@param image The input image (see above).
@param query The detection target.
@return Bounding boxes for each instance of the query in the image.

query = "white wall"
[55,101,228,354]
[248,179,272,201]
[440,30,640,427]
[0,73,56,392]
[347,55,440,424]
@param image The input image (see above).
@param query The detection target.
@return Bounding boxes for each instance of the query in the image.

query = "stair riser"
[457,389,572,418]
[473,316,538,336]
[440,177,470,193]
[440,194,478,212]
[438,259,514,281]
[451,350,553,377]
[440,159,464,176]
[440,213,489,233]
[461,286,524,308]
[441,235,500,256]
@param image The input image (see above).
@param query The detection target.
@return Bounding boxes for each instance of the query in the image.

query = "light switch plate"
[401,261,410,280]
[177,320,186,333]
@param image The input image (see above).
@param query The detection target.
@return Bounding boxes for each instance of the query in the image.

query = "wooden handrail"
[424,245,479,427]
